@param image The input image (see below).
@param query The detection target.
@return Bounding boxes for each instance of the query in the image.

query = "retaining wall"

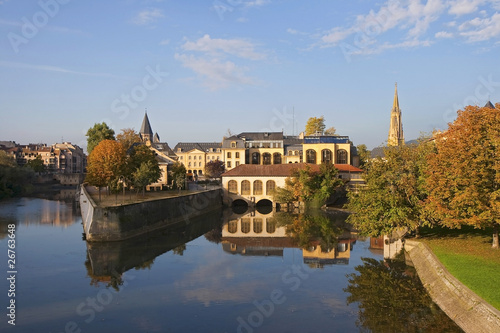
[80,185,222,242]
[405,240,500,333]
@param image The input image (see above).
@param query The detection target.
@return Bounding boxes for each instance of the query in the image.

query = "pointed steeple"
[140,110,153,143]
[484,101,495,109]
[388,83,404,147]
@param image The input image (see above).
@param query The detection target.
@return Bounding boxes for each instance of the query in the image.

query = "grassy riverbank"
[416,226,500,310]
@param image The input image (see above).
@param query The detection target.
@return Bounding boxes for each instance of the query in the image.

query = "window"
[266,219,276,233]
[180,156,183,160]
[253,218,263,233]
[266,180,276,195]
[253,180,263,195]
[241,180,251,195]
[188,162,191,167]
[235,161,240,167]
[306,149,317,164]
[241,218,251,234]
[235,152,240,158]
[199,156,202,160]
[227,152,232,158]
[321,149,333,164]
[228,180,237,193]
[227,161,231,168]
[273,153,281,164]
[337,149,348,164]
[252,152,260,164]
[228,220,238,233]
[231,141,236,148]
[189,156,191,160]
[262,153,271,165]
[199,162,201,167]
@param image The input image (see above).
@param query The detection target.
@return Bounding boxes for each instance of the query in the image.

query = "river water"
[0,196,462,333]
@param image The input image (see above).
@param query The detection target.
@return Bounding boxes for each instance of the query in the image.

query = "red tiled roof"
[221,163,362,177]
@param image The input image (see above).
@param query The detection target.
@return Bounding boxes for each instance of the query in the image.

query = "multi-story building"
[173,142,222,179]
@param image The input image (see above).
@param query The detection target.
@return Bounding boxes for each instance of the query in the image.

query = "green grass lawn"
[416,226,500,310]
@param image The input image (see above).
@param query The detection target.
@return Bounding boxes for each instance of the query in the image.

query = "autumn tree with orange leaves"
[426,104,500,248]
[85,139,127,201]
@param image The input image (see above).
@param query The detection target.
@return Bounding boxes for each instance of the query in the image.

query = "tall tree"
[132,160,161,196]
[26,155,45,173]
[85,139,126,201]
[170,162,187,190]
[86,122,115,154]
[356,144,369,170]
[126,144,161,195]
[324,126,337,136]
[305,116,326,136]
[116,128,142,151]
[426,104,500,248]
[205,160,225,180]
[346,139,434,236]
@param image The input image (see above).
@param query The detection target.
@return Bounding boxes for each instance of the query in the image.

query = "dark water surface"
[0,197,462,332]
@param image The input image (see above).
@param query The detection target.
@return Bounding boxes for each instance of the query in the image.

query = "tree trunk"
[493,223,499,249]
[98,187,101,203]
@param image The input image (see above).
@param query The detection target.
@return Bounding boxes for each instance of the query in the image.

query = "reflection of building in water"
[370,235,405,259]
[222,210,358,267]
[222,210,294,257]
[18,198,77,227]
[302,238,356,267]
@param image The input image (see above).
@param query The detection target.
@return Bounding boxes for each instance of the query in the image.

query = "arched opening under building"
[256,199,273,214]
[231,199,249,214]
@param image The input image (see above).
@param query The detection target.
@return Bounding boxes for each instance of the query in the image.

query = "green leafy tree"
[132,160,161,196]
[305,116,326,135]
[345,139,434,236]
[356,144,369,170]
[86,122,115,154]
[0,151,34,199]
[170,162,187,191]
[116,128,142,151]
[26,155,45,173]
[85,139,126,202]
[426,104,500,248]
[324,126,336,136]
[205,160,225,180]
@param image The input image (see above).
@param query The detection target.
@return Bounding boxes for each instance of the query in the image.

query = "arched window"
[262,153,271,165]
[266,180,276,195]
[266,218,276,234]
[253,180,263,195]
[273,153,281,164]
[228,180,237,193]
[321,149,333,164]
[241,180,251,195]
[228,220,237,233]
[241,218,251,234]
[253,218,263,233]
[306,149,317,164]
[337,149,348,164]
[252,152,260,164]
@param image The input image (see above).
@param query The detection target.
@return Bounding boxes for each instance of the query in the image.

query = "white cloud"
[244,0,270,8]
[458,12,500,41]
[131,8,164,25]
[448,0,485,16]
[435,30,454,37]
[181,34,266,60]
[175,54,256,90]
[0,61,124,78]
[159,39,170,45]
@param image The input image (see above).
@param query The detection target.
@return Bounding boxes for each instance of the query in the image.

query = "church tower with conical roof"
[140,111,154,143]
[388,83,404,146]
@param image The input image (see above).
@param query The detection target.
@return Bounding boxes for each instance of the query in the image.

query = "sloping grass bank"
[417,226,500,310]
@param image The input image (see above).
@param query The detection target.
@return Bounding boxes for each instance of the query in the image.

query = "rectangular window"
[235,152,240,158]
[227,152,232,158]
[188,156,191,160]
[236,161,240,167]
[231,142,236,148]
[227,161,231,168]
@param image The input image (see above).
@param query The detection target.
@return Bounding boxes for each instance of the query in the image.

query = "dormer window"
[231,142,236,148]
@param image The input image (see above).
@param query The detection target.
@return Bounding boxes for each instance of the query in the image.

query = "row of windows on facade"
[227,180,276,196]
[180,155,220,161]
[230,142,282,149]
[227,218,277,234]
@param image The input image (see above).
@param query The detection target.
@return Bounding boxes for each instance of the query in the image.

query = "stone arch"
[266,180,276,195]
[321,149,333,164]
[253,180,263,195]
[228,180,237,194]
[337,149,348,164]
[306,149,317,164]
[241,180,251,195]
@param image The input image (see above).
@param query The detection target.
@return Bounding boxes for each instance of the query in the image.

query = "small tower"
[140,111,154,143]
[388,83,405,146]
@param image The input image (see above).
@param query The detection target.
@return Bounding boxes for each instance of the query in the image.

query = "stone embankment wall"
[405,240,500,333]
[80,185,222,242]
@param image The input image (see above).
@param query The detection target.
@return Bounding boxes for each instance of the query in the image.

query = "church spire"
[388,83,404,146]
[140,110,153,143]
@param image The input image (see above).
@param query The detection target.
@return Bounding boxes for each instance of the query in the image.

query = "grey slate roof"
[174,142,222,153]
[153,142,176,156]
[484,101,495,109]
[237,132,284,141]
[140,113,153,138]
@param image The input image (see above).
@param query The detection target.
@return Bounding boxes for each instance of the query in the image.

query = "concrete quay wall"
[405,240,500,333]
[80,185,222,242]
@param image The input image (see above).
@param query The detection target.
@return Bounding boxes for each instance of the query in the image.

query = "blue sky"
[1,0,500,150]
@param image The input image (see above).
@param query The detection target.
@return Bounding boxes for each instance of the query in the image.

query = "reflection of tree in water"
[85,258,125,291]
[204,224,222,244]
[172,244,186,256]
[274,211,345,250]
[344,253,463,333]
